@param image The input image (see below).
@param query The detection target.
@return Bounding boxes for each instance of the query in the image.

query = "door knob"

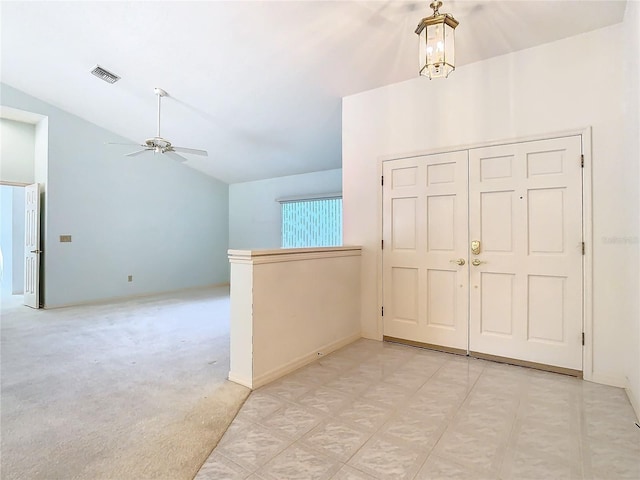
[472,259,486,266]
[30,249,43,254]
[450,258,465,266]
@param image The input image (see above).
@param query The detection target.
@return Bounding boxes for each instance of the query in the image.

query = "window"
[280,195,342,248]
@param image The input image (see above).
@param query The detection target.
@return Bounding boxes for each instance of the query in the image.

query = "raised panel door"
[382,151,468,350]
[468,136,583,370]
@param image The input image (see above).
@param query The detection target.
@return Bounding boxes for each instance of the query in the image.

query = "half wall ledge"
[228,246,362,389]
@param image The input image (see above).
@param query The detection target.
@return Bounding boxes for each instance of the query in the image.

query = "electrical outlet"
[128,275,133,282]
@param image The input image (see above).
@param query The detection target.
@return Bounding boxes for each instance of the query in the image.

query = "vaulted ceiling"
[1,1,627,183]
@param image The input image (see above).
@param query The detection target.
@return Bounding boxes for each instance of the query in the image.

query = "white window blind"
[280,196,342,248]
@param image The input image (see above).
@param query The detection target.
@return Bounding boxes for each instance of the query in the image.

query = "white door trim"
[581,127,594,382]
[377,127,593,380]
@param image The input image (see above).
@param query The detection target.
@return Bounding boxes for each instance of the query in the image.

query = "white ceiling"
[1,1,627,184]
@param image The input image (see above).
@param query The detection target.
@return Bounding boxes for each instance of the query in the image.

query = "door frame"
[377,127,594,381]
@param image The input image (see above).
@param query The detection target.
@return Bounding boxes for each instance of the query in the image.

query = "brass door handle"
[450,258,465,266]
[30,249,43,254]
[472,259,486,266]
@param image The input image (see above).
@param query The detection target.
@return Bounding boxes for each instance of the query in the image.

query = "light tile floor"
[195,340,640,480]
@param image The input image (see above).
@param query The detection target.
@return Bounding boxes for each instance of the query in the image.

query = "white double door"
[382,136,583,370]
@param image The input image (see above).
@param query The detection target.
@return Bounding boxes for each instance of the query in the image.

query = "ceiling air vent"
[90,65,120,84]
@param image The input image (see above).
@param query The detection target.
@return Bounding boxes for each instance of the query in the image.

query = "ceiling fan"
[108,88,208,162]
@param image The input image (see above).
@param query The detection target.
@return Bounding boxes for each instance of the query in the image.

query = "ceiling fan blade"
[125,149,152,157]
[106,142,144,147]
[171,146,208,157]
[164,151,188,163]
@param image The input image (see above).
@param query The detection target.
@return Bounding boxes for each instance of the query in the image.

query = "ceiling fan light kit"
[415,0,459,79]
[107,88,208,162]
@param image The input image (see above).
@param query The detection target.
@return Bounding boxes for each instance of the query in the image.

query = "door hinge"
[582,332,585,346]
[581,154,584,168]
[381,175,384,186]
[381,239,384,250]
[582,242,585,255]
[381,306,384,317]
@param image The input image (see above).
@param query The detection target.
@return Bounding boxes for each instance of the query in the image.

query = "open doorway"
[0,113,38,309]
[0,184,26,308]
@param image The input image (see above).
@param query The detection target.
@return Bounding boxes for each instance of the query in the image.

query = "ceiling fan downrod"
[154,87,168,141]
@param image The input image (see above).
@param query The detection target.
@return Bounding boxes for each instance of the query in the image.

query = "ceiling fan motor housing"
[145,137,171,151]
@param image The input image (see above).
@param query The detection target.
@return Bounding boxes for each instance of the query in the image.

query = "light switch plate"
[60,235,72,243]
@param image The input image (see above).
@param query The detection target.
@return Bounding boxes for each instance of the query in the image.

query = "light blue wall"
[1,84,230,307]
[229,169,342,249]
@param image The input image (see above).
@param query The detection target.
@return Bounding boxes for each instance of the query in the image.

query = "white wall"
[1,84,230,307]
[343,23,639,392]
[229,169,342,249]
[0,118,35,184]
[622,1,640,418]
[228,247,361,389]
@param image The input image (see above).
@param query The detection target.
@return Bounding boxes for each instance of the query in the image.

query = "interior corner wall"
[229,169,342,250]
[34,116,49,299]
[1,83,230,308]
[0,117,35,184]
[342,23,637,388]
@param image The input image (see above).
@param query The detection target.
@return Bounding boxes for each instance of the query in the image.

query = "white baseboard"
[624,379,640,422]
[251,332,362,389]
[586,372,627,389]
[361,331,383,341]
[43,282,230,309]
[228,372,253,389]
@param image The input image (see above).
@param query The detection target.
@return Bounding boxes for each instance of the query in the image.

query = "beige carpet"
[0,287,250,480]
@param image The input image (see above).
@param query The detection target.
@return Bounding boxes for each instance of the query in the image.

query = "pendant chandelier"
[415,1,459,79]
